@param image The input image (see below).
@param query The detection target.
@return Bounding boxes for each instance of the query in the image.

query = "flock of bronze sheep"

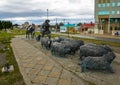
[36,36,116,73]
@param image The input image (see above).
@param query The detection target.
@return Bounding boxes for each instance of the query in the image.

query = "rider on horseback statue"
[26,24,35,39]
[41,19,51,39]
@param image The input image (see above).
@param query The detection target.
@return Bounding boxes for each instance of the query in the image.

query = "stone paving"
[11,36,120,85]
[27,37,120,85]
[11,37,90,85]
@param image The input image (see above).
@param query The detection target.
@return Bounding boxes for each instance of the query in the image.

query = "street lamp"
[56,18,58,32]
[47,9,48,19]
[63,19,65,24]
[68,22,69,37]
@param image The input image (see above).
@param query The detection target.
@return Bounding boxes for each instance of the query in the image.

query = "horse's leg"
[32,32,35,39]
[41,32,45,37]
[31,32,34,39]
[26,31,28,39]
[31,32,33,39]
[28,32,30,39]
[26,32,28,38]
[26,34,27,38]
[47,33,51,39]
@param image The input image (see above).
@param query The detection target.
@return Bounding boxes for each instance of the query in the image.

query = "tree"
[0,20,13,30]
[13,24,19,28]
[0,21,2,30]
[59,22,64,26]
[77,22,82,26]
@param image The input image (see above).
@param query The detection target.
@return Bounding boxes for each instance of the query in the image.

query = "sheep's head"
[104,52,116,64]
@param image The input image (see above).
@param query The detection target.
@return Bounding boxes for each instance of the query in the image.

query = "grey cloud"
[0,0,33,12]
[0,10,44,19]
[0,0,94,24]
[0,9,66,19]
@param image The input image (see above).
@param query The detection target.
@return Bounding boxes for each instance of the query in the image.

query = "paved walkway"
[11,36,120,85]
[11,37,89,85]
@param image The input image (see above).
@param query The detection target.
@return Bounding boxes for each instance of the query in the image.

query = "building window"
[118,19,120,22]
[110,26,112,31]
[112,3,115,7]
[112,11,115,15]
[98,4,101,7]
[118,27,120,30]
[117,11,120,14]
[102,3,106,7]
[106,11,110,14]
[110,18,120,23]
[98,11,110,15]
[115,19,118,23]
[106,3,110,7]
[115,26,118,30]
[117,2,120,6]
[110,19,114,23]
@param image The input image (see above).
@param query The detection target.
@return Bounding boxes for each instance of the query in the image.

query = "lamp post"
[63,19,65,24]
[68,22,69,37]
[56,18,58,32]
[47,9,48,19]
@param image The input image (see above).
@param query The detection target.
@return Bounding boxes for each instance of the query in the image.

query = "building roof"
[63,24,76,27]
[81,23,95,28]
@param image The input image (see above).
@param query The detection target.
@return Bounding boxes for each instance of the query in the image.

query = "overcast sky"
[0,0,94,24]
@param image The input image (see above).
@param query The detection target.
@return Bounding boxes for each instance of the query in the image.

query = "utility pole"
[68,22,69,37]
[47,9,48,19]
[56,18,57,32]
[63,19,65,24]
[56,18,57,24]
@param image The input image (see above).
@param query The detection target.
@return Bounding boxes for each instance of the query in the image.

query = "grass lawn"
[0,29,26,85]
[50,33,120,47]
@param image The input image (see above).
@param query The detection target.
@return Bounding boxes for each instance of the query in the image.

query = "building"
[60,24,79,33]
[80,22,95,34]
[22,22,29,29]
[95,0,120,35]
